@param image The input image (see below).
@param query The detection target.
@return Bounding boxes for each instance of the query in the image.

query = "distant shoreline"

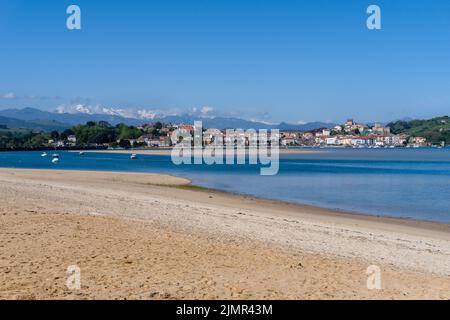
[2,146,447,154]
[0,146,108,152]
[77,148,325,156]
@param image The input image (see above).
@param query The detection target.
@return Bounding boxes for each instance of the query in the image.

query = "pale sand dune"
[0,168,449,300]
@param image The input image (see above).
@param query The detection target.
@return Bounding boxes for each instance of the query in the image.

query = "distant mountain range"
[0,107,142,128]
[0,107,337,132]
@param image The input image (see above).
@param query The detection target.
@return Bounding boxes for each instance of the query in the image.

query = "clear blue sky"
[1,0,449,123]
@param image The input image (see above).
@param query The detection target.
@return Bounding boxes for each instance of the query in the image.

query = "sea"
[1,148,449,223]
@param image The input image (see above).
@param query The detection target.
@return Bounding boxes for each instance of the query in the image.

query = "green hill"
[0,116,70,132]
[387,116,450,145]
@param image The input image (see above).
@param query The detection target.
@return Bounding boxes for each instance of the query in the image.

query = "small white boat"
[51,158,59,163]
[130,154,138,159]
[52,153,60,159]
[79,151,85,155]
[41,152,48,157]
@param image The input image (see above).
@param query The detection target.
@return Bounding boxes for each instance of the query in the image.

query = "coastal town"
[279,119,430,148]
[3,117,446,151]
[53,118,433,149]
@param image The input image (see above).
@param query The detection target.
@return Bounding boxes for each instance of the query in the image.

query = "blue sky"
[1,0,449,123]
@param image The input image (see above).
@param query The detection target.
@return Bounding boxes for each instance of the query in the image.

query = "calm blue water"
[1,149,450,223]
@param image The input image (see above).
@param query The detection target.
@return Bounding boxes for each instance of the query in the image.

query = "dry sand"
[0,168,449,300]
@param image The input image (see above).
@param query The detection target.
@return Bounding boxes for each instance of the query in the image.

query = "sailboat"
[52,147,60,163]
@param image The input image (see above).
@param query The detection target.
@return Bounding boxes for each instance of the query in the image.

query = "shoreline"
[1,167,449,246]
[175,183,450,233]
[1,166,449,229]
[1,168,450,299]
[75,148,325,156]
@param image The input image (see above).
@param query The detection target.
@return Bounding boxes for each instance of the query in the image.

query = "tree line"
[0,121,145,149]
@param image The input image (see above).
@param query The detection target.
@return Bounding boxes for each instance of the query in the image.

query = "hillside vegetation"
[0,121,143,149]
[388,116,450,145]
[0,115,70,132]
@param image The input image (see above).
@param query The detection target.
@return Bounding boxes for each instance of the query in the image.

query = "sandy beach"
[1,168,450,300]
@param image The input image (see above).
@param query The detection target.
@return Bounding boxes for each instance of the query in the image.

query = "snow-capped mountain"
[0,107,337,131]
[55,104,175,121]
